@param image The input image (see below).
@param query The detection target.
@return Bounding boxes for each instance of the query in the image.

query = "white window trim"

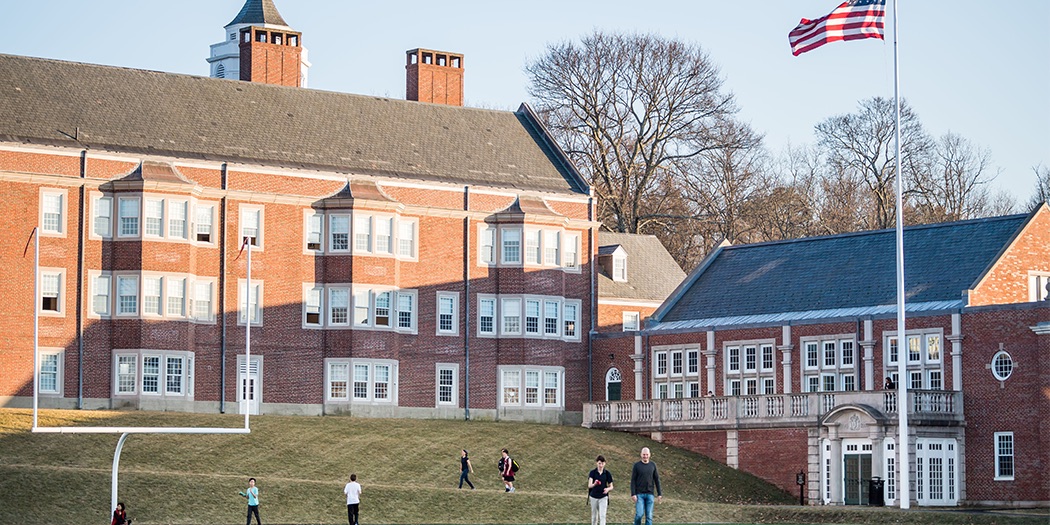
[39,188,67,237]
[562,233,581,273]
[304,210,326,254]
[653,344,703,397]
[883,329,946,389]
[38,349,64,396]
[324,359,351,402]
[478,225,496,266]
[344,358,399,405]
[1028,271,1050,302]
[303,284,324,329]
[347,286,418,334]
[90,193,113,240]
[193,201,217,246]
[436,363,459,407]
[396,218,419,261]
[192,278,217,324]
[612,253,627,282]
[167,199,190,241]
[113,349,194,398]
[239,205,265,250]
[88,271,112,318]
[238,279,264,326]
[724,339,777,396]
[623,311,641,331]
[500,226,522,266]
[38,267,66,317]
[436,292,460,336]
[477,295,497,337]
[498,365,564,408]
[117,196,141,238]
[993,431,1015,481]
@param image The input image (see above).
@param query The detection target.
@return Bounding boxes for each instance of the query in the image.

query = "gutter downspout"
[219,163,228,413]
[77,150,87,409]
[588,196,596,403]
[463,186,471,420]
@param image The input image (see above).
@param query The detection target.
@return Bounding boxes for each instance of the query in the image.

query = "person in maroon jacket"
[498,448,516,492]
[111,502,131,525]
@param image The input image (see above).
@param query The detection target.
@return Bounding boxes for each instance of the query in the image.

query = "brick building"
[0,0,608,425]
[585,210,1050,506]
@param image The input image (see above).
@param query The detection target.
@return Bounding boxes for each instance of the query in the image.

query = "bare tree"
[815,97,932,230]
[911,132,1014,222]
[526,31,739,234]
[1028,164,1050,211]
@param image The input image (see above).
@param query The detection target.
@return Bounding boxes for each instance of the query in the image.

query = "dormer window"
[612,253,627,282]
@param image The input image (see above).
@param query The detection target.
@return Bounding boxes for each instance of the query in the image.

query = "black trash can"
[868,477,885,506]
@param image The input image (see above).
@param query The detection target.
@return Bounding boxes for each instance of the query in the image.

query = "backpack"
[511,459,520,472]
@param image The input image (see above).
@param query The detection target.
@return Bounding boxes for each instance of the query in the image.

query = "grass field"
[0,409,1045,525]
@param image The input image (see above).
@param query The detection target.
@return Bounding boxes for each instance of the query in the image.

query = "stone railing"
[583,390,962,431]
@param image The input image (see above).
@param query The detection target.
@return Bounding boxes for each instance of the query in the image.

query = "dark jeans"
[459,469,474,489]
[347,503,359,525]
[246,504,261,525]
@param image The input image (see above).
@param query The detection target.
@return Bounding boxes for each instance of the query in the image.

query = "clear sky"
[5,1,1048,203]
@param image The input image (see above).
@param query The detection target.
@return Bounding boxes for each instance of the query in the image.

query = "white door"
[238,359,261,415]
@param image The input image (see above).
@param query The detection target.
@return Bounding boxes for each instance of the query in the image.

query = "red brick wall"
[660,429,728,464]
[970,207,1050,306]
[738,428,810,494]
[240,34,303,87]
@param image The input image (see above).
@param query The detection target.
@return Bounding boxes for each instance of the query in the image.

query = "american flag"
[789,0,886,56]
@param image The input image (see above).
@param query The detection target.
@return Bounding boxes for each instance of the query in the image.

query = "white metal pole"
[32,227,39,430]
[245,239,251,430]
[892,0,911,510]
[111,432,129,517]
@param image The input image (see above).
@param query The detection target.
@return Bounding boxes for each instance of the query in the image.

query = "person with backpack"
[498,448,517,492]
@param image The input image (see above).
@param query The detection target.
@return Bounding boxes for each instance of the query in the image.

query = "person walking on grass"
[111,501,131,525]
[630,447,661,525]
[498,448,516,492]
[344,473,362,525]
[239,477,261,525]
[587,455,614,525]
[459,449,475,489]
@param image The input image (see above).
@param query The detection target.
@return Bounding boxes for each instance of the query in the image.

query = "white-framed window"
[397,219,417,259]
[38,350,64,395]
[195,204,215,243]
[240,206,263,248]
[166,278,186,316]
[118,197,140,237]
[543,300,560,336]
[39,189,66,235]
[375,216,393,255]
[525,300,540,335]
[92,195,113,238]
[238,280,263,326]
[612,253,627,281]
[994,432,1014,480]
[144,198,164,237]
[802,336,857,392]
[338,359,398,404]
[436,292,458,335]
[479,226,496,265]
[687,349,699,375]
[91,274,111,316]
[884,330,945,390]
[375,291,392,328]
[114,350,193,398]
[329,214,350,252]
[499,366,563,408]
[563,233,579,270]
[623,311,640,331]
[436,364,459,406]
[563,302,579,338]
[1029,272,1050,302]
[353,289,370,327]
[544,230,560,266]
[328,287,350,326]
[168,200,188,240]
[326,361,350,401]
[525,229,541,265]
[117,275,139,315]
[142,277,162,316]
[502,298,522,335]
[347,287,417,333]
[726,340,776,396]
[354,215,372,252]
[655,351,668,377]
[38,269,64,315]
[653,346,702,397]
[478,297,496,335]
[397,292,415,330]
[193,281,214,322]
[305,212,324,252]
[501,227,521,265]
[991,350,1013,381]
[304,286,323,327]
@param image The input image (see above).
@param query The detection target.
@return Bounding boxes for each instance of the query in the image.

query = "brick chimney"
[239,26,304,87]
[406,49,464,106]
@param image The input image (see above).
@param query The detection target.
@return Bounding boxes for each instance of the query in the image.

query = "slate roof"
[227,0,290,28]
[0,54,588,196]
[655,213,1032,326]
[598,232,686,302]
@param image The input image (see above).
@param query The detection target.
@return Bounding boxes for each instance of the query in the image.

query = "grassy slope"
[0,409,1044,525]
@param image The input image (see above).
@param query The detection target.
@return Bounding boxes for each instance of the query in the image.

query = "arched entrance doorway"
[605,367,622,401]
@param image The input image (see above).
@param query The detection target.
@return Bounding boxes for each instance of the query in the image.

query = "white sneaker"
[510,487,515,492]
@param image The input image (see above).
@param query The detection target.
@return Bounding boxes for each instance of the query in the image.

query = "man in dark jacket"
[630,447,661,525]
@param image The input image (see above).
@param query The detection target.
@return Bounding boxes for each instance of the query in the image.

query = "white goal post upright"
[29,230,253,516]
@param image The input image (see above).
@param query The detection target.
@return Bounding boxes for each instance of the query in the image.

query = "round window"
[991,351,1013,381]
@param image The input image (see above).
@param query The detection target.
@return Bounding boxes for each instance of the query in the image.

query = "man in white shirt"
[343,473,362,525]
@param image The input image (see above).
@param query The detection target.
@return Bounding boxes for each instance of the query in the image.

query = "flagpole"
[32,228,39,430]
[892,0,910,510]
[245,238,251,430]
